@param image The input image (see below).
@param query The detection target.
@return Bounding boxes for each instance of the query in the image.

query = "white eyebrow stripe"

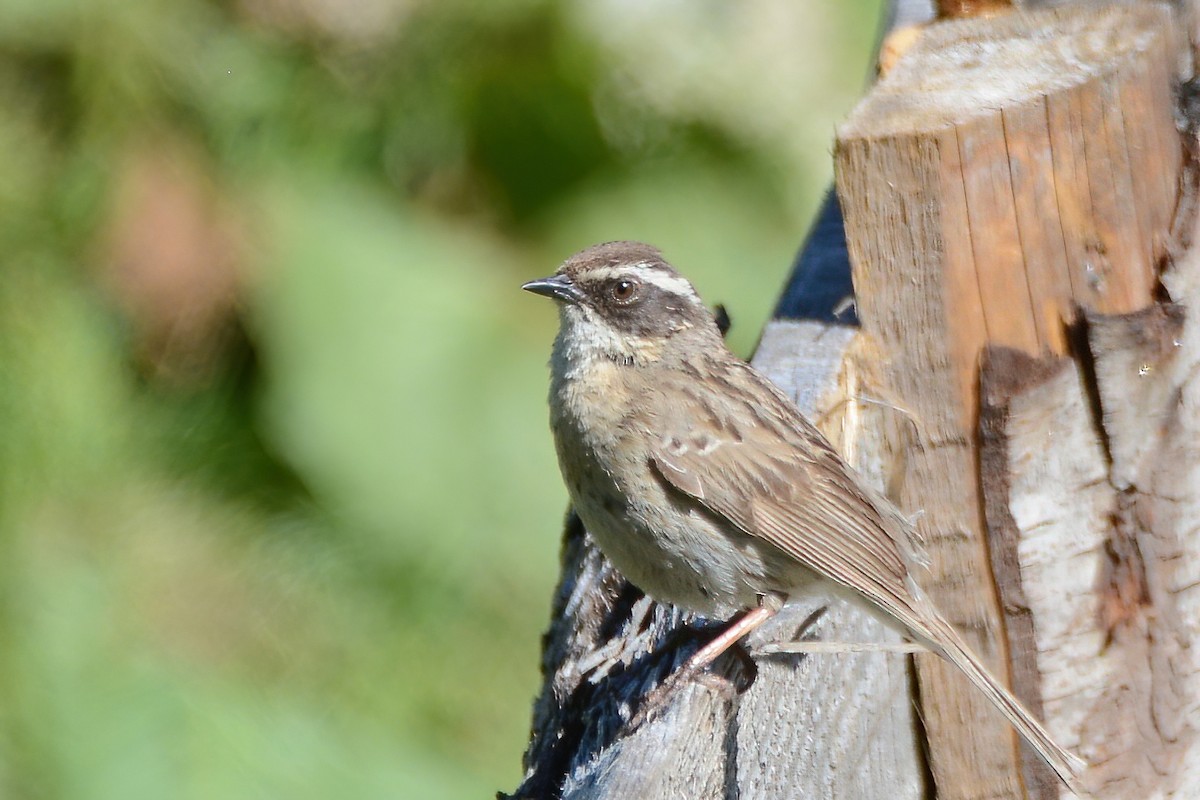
[578,263,701,303]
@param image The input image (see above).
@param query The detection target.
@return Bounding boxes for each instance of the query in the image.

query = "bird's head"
[522,241,721,366]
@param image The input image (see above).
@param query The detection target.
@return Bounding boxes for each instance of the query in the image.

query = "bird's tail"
[923,612,1087,795]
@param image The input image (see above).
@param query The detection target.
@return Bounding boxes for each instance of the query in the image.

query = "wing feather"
[644,358,1086,789]
[648,359,923,627]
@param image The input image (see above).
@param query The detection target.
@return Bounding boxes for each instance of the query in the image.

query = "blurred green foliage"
[0,0,881,796]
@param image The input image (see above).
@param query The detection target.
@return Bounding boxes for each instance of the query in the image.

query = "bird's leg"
[627,598,779,728]
[683,602,777,673]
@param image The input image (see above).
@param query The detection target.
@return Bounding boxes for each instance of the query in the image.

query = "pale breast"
[548,354,795,617]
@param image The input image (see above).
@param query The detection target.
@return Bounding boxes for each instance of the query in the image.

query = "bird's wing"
[647,361,1089,791]
[648,360,923,628]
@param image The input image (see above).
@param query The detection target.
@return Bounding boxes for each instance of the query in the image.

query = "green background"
[0,0,881,797]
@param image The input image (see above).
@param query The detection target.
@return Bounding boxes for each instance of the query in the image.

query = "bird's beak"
[521,274,584,305]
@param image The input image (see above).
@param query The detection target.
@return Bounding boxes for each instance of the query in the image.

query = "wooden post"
[835,4,1182,798]
[509,3,1199,799]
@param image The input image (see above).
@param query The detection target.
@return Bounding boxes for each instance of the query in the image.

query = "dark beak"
[521,274,584,305]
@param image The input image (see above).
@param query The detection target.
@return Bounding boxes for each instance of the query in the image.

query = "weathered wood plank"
[740,320,927,800]
[1077,227,1200,799]
[960,111,1041,353]
[1001,98,1074,353]
[835,5,1181,797]
[987,235,1200,800]
[978,347,1077,800]
[990,349,1111,799]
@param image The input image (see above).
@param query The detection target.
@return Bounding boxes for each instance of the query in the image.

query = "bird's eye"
[611,279,639,304]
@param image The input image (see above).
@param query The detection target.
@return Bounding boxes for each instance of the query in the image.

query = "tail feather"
[925,613,1087,795]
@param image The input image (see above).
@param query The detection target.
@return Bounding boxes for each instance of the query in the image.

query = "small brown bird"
[523,241,1085,791]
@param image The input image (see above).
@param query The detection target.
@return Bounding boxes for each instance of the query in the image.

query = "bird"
[522,240,1086,792]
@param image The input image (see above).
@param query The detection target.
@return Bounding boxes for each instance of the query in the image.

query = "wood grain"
[978,347,1071,800]
[835,5,1181,798]
[988,236,1200,798]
